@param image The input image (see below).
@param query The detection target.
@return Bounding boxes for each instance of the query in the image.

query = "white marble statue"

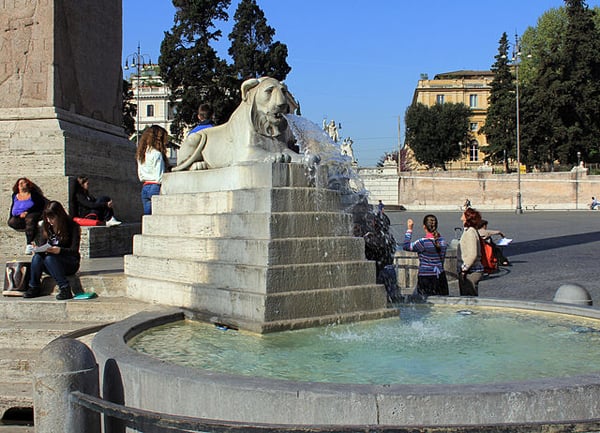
[174,77,300,171]
[327,120,339,143]
[340,137,356,163]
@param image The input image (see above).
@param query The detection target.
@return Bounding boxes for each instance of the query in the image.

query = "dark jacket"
[74,190,107,218]
[43,219,81,262]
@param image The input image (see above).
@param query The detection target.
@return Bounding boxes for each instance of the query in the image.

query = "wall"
[360,167,599,210]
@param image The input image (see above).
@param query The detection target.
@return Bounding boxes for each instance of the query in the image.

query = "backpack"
[479,237,498,274]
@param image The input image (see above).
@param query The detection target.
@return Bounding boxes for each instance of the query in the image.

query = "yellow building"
[411,70,493,169]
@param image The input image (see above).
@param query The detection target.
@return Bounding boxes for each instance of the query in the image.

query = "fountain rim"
[93,297,600,393]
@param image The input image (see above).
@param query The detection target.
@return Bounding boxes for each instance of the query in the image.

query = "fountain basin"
[92,297,600,427]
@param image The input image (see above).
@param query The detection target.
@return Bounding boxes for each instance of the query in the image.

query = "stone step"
[152,188,343,215]
[142,212,353,239]
[0,382,33,414]
[0,321,105,349]
[132,235,367,265]
[128,275,390,332]
[0,350,37,384]
[125,255,377,291]
[161,162,326,194]
[0,426,34,433]
[0,296,157,323]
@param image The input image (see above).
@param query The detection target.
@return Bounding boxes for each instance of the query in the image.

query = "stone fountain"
[123,77,394,333]
[88,78,600,429]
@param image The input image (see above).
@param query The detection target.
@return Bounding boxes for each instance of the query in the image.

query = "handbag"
[73,213,104,226]
[3,261,31,296]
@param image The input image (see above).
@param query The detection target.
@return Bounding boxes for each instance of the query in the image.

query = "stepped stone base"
[126,163,394,333]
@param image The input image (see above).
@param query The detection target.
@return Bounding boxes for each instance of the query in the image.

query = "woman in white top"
[136,125,170,215]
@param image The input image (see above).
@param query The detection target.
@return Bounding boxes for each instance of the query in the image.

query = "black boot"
[23,286,41,298]
[56,287,73,300]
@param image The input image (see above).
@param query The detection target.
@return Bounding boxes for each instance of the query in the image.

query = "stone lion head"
[242,77,298,138]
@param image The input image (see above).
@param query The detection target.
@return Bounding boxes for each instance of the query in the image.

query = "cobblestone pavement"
[386,209,600,306]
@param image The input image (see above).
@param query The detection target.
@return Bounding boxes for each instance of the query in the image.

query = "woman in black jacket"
[24,201,81,300]
[72,175,121,226]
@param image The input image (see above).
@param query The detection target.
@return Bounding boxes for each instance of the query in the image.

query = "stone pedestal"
[125,163,394,333]
[0,0,141,257]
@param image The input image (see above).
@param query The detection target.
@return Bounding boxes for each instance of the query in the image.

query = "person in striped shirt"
[403,214,449,299]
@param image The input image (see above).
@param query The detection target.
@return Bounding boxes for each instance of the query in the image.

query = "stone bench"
[79,222,140,258]
[1,222,140,258]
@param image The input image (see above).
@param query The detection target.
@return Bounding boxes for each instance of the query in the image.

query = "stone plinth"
[0,0,142,259]
[125,163,394,333]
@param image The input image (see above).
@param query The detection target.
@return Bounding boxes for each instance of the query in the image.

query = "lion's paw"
[190,161,209,170]
[269,154,292,164]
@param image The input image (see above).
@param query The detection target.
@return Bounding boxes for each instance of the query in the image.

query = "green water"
[128,304,600,385]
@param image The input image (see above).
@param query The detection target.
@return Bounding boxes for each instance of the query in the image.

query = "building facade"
[411,70,494,169]
[127,66,178,160]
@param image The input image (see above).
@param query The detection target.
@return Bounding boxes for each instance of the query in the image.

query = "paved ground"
[5,209,600,306]
[387,209,600,305]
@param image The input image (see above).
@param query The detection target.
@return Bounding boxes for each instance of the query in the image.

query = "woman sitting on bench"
[72,175,121,227]
[24,201,81,300]
[7,177,47,255]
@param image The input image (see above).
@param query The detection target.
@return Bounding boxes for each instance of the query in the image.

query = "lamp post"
[124,43,152,146]
[458,141,464,170]
[576,151,581,209]
[511,33,529,214]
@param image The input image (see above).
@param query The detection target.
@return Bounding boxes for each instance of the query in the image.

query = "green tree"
[159,0,234,137]
[404,103,472,170]
[159,0,291,139]
[228,0,291,82]
[523,0,600,166]
[481,33,515,172]
[122,79,136,139]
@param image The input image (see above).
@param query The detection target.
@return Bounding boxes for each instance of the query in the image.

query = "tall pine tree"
[481,33,516,172]
[560,0,600,163]
[159,0,235,137]
[524,0,600,165]
[228,0,291,82]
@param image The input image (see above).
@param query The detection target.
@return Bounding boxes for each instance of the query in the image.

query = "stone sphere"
[553,283,593,306]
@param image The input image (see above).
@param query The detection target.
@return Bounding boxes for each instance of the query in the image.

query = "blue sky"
[123,0,600,166]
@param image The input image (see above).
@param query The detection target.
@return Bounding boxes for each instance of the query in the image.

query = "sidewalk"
[388,210,600,306]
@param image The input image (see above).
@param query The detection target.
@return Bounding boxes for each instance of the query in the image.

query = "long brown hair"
[136,125,169,164]
[463,207,482,229]
[42,201,73,242]
[12,177,43,196]
[423,214,442,253]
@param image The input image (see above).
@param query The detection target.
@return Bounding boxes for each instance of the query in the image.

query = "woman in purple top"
[7,177,46,254]
[403,214,449,298]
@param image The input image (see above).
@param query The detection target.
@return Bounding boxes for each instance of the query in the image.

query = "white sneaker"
[25,244,33,255]
[106,217,122,227]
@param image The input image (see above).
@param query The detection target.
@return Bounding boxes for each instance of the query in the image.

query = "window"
[469,94,478,108]
[469,141,479,162]
[436,94,445,104]
[146,104,154,117]
[470,122,478,132]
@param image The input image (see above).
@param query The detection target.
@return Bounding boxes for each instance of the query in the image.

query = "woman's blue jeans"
[141,183,161,215]
[29,253,80,290]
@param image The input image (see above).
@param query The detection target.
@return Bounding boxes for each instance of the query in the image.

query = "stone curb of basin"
[91,298,600,427]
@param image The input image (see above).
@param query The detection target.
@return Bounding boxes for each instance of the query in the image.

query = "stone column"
[33,338,100,433]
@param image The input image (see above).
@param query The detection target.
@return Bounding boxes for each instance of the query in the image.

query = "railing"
[67,390,600,433]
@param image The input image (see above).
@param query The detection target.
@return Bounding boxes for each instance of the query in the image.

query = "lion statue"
[173,77,301,171]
